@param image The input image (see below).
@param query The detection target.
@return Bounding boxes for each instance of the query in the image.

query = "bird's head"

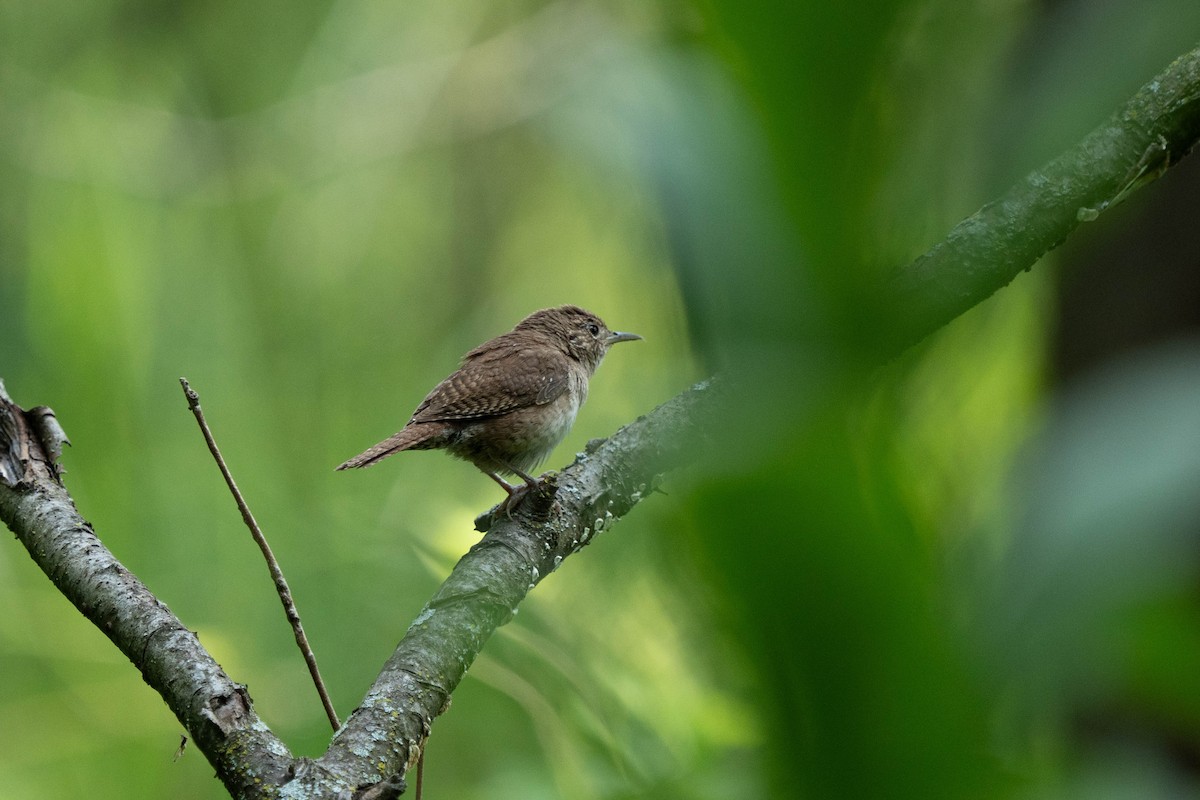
[515,305,641,373]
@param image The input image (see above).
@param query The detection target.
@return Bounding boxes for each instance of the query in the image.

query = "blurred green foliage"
[3,1,1200,799]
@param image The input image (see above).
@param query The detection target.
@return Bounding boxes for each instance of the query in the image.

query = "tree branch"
[316,380,717,793]
[882,42,1200,351]
[0,381,295,797]
[180,377,341,733]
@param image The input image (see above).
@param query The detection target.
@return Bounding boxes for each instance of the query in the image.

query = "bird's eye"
[587,323,600,336]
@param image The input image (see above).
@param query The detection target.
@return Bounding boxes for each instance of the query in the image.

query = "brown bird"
[336,305,641,503]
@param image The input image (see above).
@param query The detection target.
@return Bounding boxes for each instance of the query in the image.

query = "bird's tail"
[335,424,446,470]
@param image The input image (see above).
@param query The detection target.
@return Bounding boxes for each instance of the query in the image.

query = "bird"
[336,305,641,506]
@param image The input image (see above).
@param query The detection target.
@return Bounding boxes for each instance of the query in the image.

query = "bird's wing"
[410,341,569,423]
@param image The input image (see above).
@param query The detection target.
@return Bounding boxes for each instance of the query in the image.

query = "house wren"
[336,305,641,503]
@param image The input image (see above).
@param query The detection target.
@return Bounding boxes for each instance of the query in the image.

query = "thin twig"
[180,377,341,732]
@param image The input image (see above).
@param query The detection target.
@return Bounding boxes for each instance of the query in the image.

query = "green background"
[3,1,1200,798]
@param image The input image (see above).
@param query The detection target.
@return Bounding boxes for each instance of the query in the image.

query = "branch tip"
[179,377,200,409]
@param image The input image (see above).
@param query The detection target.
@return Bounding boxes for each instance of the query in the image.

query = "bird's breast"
[505,372,587,472]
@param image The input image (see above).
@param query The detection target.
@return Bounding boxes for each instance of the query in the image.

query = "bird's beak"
[607,331,642,345]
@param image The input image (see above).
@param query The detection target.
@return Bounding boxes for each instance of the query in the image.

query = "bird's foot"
[505,471,558,515]
[475,472,558,531]
[497,483,531,518]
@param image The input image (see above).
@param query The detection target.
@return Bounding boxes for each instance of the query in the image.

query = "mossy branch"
[882,42,1200,351]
